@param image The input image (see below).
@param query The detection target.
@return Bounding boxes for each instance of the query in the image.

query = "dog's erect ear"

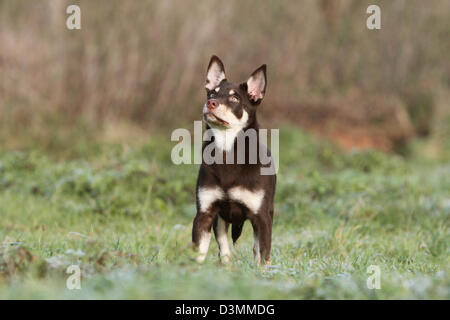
[246,65,267,103]
[205,55,226,90]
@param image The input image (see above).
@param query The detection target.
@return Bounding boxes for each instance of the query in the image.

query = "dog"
[192,55,276,265]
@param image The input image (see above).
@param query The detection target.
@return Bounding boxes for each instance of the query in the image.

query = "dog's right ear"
[205,55,226,90]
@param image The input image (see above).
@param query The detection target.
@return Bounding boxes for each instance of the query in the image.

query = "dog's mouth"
[203,112,229,127]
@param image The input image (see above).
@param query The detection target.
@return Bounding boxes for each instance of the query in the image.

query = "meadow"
[0,0,449,300]
[0,127,448,299]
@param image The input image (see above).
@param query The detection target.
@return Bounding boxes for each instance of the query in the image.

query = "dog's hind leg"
[213,216,231,263]
[231,222,244,245]
[251,214,272,266]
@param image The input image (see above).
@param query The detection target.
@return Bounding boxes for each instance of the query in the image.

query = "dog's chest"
[208,159,260,187]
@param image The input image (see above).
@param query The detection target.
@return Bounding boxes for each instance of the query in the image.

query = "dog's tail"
[232,223,244,245]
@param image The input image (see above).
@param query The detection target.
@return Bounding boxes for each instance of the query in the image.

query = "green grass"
[0,127,449,299]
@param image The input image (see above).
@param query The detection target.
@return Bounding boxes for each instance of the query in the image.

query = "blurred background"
[0,0,449,157]
[0,1,449,299]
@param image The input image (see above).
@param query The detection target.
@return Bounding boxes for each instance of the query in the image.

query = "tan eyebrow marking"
[229,90,235,95]
[215,87,220,92]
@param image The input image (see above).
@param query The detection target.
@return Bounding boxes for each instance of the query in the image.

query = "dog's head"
[203,55,266,130]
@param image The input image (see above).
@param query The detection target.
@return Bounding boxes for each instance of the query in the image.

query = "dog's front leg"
[192,210,216,263]
[213,216,231,263]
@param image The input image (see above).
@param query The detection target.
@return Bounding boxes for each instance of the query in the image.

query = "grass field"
[0,127,448,299]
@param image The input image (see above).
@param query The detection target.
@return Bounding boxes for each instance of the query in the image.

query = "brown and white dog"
[192,55,276,265]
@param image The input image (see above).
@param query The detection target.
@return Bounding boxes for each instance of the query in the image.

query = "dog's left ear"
[245,64,267,103]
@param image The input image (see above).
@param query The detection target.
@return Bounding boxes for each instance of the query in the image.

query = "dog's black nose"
[207,99,219,110]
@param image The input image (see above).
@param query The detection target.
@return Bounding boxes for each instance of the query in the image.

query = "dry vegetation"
[0,0,449,153]
[0,1,449,300]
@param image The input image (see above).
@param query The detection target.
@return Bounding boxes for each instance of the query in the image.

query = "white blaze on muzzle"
[203,104,249,152]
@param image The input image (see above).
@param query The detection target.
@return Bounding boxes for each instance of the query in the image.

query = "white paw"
[220,255,231,264]
[196,254,206,263]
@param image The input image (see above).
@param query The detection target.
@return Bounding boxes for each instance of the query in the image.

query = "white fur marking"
[229,89,235,95]
[206,104,249,152]
[228,187,265,214]
[215,87,220,92]
[210,126,242,152]
[216,216,231,262]
[196,231,211,263]
[198,187,224,212]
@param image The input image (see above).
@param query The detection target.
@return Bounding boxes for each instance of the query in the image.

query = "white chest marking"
[228,187,265,214]
[198,186,224,212]
[210,127,242,152]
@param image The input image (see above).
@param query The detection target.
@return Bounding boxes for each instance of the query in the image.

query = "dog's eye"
[229,96,239,103]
